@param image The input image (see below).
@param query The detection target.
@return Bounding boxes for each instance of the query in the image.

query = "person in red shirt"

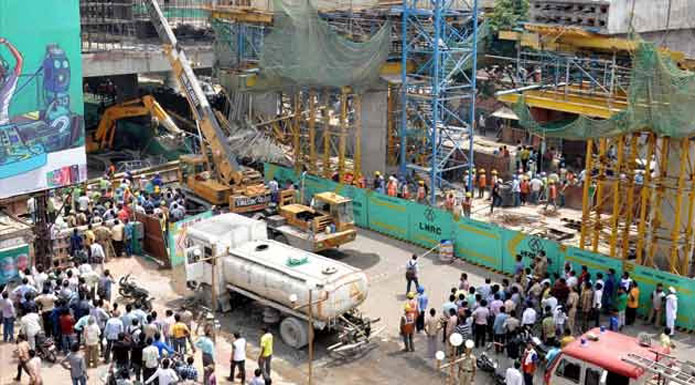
[478,169,487,199]
[58,309,76,354]
[545,180,558,211]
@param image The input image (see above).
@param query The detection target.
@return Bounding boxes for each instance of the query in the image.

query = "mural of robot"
[0,39,83,177]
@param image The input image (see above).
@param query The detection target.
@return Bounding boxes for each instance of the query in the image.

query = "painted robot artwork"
[0,0,86,198]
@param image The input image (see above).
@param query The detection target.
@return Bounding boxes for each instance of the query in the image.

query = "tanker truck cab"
[545,328,666,385]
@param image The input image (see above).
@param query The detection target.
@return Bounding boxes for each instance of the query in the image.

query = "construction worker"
[457,340,476,385]
[520,175,530,205]
[444,191,455,212]
[401,180,411,200]
[477,169,487,199]
[387,176,398,197]
[356,174,366,188]
[462,192,472,217]
[490,169,498,196]
[373,171,385,194]
[545,179,558,211]
[490,179,502,214]
[417,181,427,203]
[462,170,470,193]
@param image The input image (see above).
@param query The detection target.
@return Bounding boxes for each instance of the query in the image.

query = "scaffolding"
[399,0,480,204]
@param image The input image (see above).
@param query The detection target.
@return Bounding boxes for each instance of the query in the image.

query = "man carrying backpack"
[405,254,420,296]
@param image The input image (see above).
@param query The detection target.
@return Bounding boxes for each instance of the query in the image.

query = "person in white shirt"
[31,265,48,294]
[592,282,603,328]
[505,361,523,385]
[249,369,266,385]
[20,311,42,350]
[145,357,179,385]
[229,331,247,382]
[522,305,537,327]
[84,317,101,368]
[665,287,678,336]
[142,337,160,381]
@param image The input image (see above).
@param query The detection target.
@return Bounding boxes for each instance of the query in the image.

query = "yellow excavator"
[86,95,184,152]
[145,0,269,211]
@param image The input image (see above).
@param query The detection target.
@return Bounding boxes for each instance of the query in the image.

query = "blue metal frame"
[400,0,479,204]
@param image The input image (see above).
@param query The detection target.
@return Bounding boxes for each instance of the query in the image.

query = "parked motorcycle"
[476,352,505,385]
[34,332,57,363]
[118,273,154,312]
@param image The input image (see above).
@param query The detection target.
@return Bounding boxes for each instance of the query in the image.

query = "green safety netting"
[514,42,695,139]
[254,0,391,91]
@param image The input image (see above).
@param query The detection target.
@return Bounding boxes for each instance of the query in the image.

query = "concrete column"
[360,90,388,178]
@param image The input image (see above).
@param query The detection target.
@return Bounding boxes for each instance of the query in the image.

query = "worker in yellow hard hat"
[400,304,415,352]
[463,191,472,217]
[478,168,487,199]
[417,180,427,203]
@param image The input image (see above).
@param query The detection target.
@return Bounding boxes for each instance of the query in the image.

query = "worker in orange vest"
[444,191,455,212]
[387,176,398,197]
[520,175,530,205]
[356,174,366,188]
[477,169,487,199]
[462,192,472,217]
[417,180,427,203]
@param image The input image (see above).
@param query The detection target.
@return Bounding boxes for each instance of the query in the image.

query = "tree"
[488,0,529,32]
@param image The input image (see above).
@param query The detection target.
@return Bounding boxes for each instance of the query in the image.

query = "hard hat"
[375,171,381,176]
[404,304,411,312]
[466,192,472,198]
[491,170,498,174]
[465,339,474,349]
[417,286,425,294]
[419,180,425,185]
[549,180,556,184]
[479,168,485,173]
[669,286,676,293]
[407,292,415,299]
[160,200,166,206]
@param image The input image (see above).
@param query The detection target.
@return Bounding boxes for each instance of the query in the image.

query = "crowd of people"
[398,252,679,385]
[0,253,277,385]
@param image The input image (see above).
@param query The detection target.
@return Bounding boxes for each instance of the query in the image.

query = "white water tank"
[222,239,368,322]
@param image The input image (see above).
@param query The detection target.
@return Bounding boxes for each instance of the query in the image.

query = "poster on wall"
[0,0,86,198]
[0,244,30,284]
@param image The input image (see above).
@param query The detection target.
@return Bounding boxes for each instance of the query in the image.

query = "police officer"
[457,339,476,385]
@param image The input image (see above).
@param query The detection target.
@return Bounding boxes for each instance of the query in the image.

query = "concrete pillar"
[360,90,388,178]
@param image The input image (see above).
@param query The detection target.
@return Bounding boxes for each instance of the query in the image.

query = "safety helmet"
[466,192,472,198]
[479,168,485,173]
[407,292,415,299]
[375,171,381,176]
[491,170,498,174]
[419,180,425,185]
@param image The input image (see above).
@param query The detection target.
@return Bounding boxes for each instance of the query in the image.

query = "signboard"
[501,229,565,276]
[624,261,695,329]
[454,218,503,271]
[0,0,86,197]
[168,210,214,266]
[408,203,453,248]
[0,244,30,284]
[230,193,271,213]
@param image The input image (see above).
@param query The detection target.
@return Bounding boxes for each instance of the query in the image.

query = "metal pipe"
[621,134,638,259]
[293,92,302,174]
[338,90,348,183]
[354,93,362,181]
[682,141,695,276]
[636,134,655,265]
[308,90,317,174]
[592,138,607,253]
[580,138,594,249]
[322,91,331,178]
[647,137,669,267]
[609,136,624,257]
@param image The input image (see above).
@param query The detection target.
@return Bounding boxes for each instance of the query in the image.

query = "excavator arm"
[144,0,244,186]
[92,96,183,151]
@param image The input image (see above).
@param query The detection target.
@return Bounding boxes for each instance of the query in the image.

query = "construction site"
[2,0,695,384]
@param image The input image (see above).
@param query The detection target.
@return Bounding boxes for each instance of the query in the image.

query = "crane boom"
[144,0,243,185]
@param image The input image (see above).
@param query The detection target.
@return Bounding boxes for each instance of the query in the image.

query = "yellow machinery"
[145,0,269,210]
[268,192,356,252]
[87,95,183,152]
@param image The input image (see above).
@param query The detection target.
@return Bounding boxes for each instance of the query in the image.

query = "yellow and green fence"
[264,163,695,330]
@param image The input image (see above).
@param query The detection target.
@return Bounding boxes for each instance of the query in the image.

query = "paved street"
[3,228,694,384]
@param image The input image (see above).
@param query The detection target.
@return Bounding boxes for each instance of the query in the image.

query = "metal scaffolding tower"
[400,0,480,204]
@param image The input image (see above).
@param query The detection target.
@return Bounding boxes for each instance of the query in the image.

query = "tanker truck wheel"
[279,317,309,349]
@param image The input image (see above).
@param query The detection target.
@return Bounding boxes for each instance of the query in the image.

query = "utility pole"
[291,288,326,385]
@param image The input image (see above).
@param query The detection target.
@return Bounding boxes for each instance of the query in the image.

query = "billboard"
[0,0,86,198]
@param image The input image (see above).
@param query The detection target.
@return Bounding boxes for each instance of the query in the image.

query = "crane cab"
[178,154,232,205]
[311,192,354,232]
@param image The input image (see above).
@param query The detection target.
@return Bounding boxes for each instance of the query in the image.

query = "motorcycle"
[118,274,154,312]
[476,352,505,385]
[34,332,57,363]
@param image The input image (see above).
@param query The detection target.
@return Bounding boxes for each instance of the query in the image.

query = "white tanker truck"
[183,213,380,350]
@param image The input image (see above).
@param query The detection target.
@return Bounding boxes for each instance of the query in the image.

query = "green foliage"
[488,0,529,32]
